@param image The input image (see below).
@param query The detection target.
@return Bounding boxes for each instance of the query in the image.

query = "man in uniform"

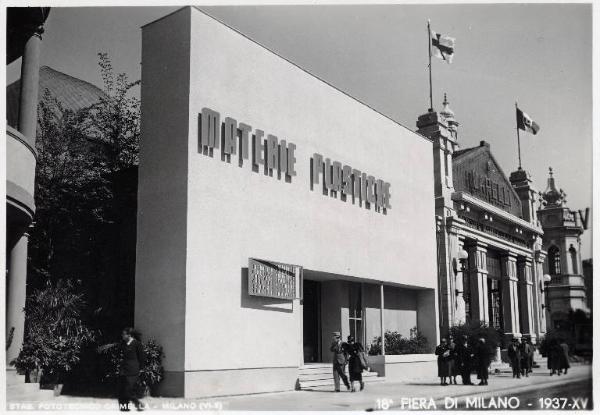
[330,331,350,392]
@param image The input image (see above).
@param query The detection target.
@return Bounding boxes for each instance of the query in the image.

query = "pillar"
[380,283,385,355]
[534,250,548,338]
[18,29,43,139]
[454,237,466,325]
[6,234,29,366]
[467,241,489,324]
[519,258,536,342]
[501,253,520,337]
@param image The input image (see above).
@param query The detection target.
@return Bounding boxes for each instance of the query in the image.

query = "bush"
[448,320,502,349]
[11,279,96,384]
[97,338,164,395]
[368,327,429,355]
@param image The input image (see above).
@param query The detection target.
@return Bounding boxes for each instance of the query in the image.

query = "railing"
[548,274,585,287]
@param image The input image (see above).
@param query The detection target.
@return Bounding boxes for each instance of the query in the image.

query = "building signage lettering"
[198,107,392,214]
[311,153,391,211]
[465,170,512,208]
[248,258,301,300]
[199,108,297,179]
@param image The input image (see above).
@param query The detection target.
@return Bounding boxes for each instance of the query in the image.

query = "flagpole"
[515,102,522,170]
[428,19,433,111]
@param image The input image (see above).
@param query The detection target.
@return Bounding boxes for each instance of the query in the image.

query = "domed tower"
[537,167,589,328]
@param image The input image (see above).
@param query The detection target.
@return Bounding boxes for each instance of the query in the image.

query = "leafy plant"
[139,339,165,390]
[448,320,502,349]
[11,279,96,384]
[368,327,429,355]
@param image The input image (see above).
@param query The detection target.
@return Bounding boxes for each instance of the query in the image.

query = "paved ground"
[7,364,592,411]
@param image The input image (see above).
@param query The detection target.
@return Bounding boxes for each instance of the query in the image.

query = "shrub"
[448,320,502,349]
[368,327,429,355]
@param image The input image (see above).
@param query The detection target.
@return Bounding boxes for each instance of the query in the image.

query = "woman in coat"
[435,338,450,385]
[558,340,570,375]
[346,336,367,392]
[447,336,458,385]
[474,337,492,386]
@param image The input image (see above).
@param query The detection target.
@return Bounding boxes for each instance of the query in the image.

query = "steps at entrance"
[298,363,384,390]
[6,371,56,402]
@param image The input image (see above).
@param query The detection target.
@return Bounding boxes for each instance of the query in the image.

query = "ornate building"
[538,168,590,327]
[418,95,549,343]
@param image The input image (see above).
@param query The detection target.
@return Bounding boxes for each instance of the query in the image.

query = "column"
[6,234,29,366]
[453,237,466,325]
[18,28,43,139]
[467,242,489,324]
[519,258,536,341]
[380,283,385,355]
[534,250,548,337]
[501,253,520,337]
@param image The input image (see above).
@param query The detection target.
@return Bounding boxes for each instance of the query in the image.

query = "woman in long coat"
[558,340,570,375]
[435,338,450,385]
[547,339,561,375]
[474,337,491,386]
[346,336,367,392]
[447,337,458,385]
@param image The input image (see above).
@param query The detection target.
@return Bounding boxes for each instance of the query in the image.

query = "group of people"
[507,336,535,378]
[435,335,493,386]
[330,332,369,392]
[546,338,571,376]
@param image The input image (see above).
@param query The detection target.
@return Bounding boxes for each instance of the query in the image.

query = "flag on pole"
[516,107,540,135]
[430,30,455,63]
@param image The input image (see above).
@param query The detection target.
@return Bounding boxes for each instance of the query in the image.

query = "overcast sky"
[6,3,593,258]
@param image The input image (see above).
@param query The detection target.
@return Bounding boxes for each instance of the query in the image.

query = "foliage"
[97,339,165,390]
[11,279,96,383]
[448,320,502,349]
[139,339,165,389]
[28,53,140,341]
[368,327,429,355]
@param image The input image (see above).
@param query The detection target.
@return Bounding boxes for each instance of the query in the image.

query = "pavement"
[6,364,592,411]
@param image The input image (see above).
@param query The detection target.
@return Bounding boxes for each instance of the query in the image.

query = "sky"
[6,3,593,258]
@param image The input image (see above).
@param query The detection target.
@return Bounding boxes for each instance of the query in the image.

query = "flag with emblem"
[516,107,540,135]
[430,30,455,63]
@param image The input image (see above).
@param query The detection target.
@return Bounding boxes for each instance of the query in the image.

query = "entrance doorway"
[303,279,321,363]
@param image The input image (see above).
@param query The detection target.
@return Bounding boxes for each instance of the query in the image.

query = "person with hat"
[346,335,368,392]
[330,332,350,392]
[456,334,474,385]
[435,338,450,386]
[508,336,522,379]
[520,337,534,377]
[474,337,492,386]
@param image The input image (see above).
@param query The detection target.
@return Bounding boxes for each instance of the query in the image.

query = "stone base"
[154,367,299,398]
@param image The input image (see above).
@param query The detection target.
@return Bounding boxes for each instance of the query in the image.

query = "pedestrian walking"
[507,337,522,379]
[547,338,561,376]
[435,338,450,385]
[117,327,146,412]
[474,337,491,386]
[346,336,369,392]
[456,335,474,385]
[520,337,534,377]
[447,336,458,385]
[330,332,350,392]
[558,339,570,375]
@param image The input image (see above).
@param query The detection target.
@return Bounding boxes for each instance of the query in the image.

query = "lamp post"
[454,249,469,323]
[541,274,552,329]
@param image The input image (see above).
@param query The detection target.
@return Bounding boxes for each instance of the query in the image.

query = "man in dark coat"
[507,337,522,379]
[547,339,561,376]
[456,335,474,385]
[118,327,146,411]
[474,337,491,385]
[330,332,350,392]
[520,338,534,377]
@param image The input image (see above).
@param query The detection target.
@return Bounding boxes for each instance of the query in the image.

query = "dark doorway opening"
[303,279,321,363]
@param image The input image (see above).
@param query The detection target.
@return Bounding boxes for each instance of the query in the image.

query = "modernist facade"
[135,7,438,398]
[421,97,549,344]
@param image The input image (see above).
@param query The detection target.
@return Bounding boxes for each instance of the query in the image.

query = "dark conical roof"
[6,66,106,128]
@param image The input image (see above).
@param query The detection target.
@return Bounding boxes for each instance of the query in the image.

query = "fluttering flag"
[516,107,540,135]
[431,30,455,63]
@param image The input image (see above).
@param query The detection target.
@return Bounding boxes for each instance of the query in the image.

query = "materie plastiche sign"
[248,258,302,300]
[198,107,391,213]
